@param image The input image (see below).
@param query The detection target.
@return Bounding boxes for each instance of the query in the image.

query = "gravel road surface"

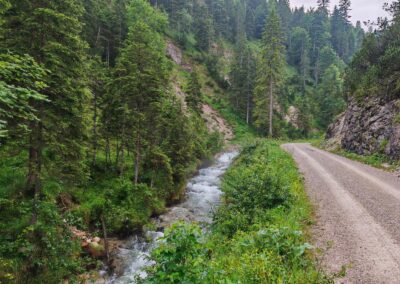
[283,143,400,284]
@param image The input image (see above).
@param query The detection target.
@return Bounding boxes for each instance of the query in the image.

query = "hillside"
[326,7,400,161]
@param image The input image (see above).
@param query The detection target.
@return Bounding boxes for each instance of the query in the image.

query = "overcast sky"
[290,0,389,26]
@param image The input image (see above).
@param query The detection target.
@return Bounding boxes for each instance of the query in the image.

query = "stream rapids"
[103,150,239,283]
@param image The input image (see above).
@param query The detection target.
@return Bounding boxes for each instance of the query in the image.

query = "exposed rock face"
[326,97,400,159]
[202,104,234,143]
[166,39,191,71]
[284,106,300,129]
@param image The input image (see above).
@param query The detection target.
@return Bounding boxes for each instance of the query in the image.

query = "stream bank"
[92,150,238,283]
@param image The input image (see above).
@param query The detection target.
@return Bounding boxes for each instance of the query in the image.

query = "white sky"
[290,0,390,25]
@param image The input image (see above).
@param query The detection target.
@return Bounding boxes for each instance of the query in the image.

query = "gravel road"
[283,143,400,284]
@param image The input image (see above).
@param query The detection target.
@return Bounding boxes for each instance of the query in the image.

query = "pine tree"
[230,40,256,124]
[254,7,285,137]
[169,0,193,45]
[112,19,168,184]
[339,0,351,23]
[277,0,292,43]
[316,64,345,128]
[194,3,213,51]
[2,0,88,196]
[186,70,202,112]
[310,6,330,84]
[288,27,311,90]
[317,0,330,11]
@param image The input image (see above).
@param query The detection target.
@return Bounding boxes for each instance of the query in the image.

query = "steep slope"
[166,39,234,143]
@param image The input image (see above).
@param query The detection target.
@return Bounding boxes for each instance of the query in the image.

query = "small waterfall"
[103,150,238,284]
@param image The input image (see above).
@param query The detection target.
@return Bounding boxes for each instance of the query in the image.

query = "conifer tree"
[194,3,213,51]
[316,64,345,128]
[112,20,168,184]
[288,27,311,90]
[186,71,203,112]
[2,0,87,195]
[230,39,256,124]
[254,7,285,137]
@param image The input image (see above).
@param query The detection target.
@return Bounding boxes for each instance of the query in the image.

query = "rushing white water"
[104,150,238,284]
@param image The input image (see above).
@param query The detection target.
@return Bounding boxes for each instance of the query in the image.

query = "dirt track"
[283,143,400,284]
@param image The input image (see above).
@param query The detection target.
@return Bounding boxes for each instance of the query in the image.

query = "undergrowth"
[144,140,332,283]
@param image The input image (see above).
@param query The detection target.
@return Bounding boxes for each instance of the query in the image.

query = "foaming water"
[104,150,238,284]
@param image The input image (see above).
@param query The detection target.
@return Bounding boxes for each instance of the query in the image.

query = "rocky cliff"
[326,96,400,160]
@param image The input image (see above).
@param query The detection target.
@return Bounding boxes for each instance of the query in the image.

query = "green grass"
[329,149,399,171]
[144,140,332,283]
[313,140,400,171]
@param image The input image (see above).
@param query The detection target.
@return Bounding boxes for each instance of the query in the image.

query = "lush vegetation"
[0,0,220,282]
[346,2,400,102]
[144,140,332,283]
[0,0,395,282]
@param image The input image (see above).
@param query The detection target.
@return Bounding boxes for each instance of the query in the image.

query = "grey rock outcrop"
[326,97,400,160]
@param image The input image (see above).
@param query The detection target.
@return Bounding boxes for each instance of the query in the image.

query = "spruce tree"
[194,3,213,51]
[186,71,203,112]
[230,40,256,124]
[112,20,168,184]
[2,0,87,195]
[254,7,285,137]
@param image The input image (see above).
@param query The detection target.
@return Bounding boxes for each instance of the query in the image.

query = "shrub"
[145,140,332,283]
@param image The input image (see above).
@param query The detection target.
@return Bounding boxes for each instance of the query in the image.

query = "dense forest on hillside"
[1,0,396,282]
[326,2,400,160]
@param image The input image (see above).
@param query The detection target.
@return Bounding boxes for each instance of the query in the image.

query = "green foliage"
[0,198,83,283]
[127,0,168,32]
[145,141,332,283]
[254,7,286,137]
[0,53,47,139]
[394,113,400,124]
[186,70,203,112]
[145,222,207,283]
[229,40,256,124]
[346,16,400,100]
[316,64,346,129]
[71,179,163,236]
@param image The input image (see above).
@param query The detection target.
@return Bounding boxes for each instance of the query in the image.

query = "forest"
[1,0,399,283]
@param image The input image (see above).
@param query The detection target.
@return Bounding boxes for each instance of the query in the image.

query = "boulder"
[87,242,106,258]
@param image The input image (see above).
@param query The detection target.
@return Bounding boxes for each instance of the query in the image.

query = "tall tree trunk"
[134,132,141,185]
[26,121,42,198]
[115,138,120,167]
[314,50,320,86]
[246,91,251,125]
[92,92,98,166]
[27,121,43,224]
[105,137,111,166]
[100,214,110,266]
[269,78,274,138]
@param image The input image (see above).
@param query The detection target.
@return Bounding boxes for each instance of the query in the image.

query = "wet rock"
[158,207,195,228]
[87,242,106,258]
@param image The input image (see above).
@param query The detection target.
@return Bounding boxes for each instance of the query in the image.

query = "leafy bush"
[70,179,164,236]
[0,199,83,283]
[145,222,207,283]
